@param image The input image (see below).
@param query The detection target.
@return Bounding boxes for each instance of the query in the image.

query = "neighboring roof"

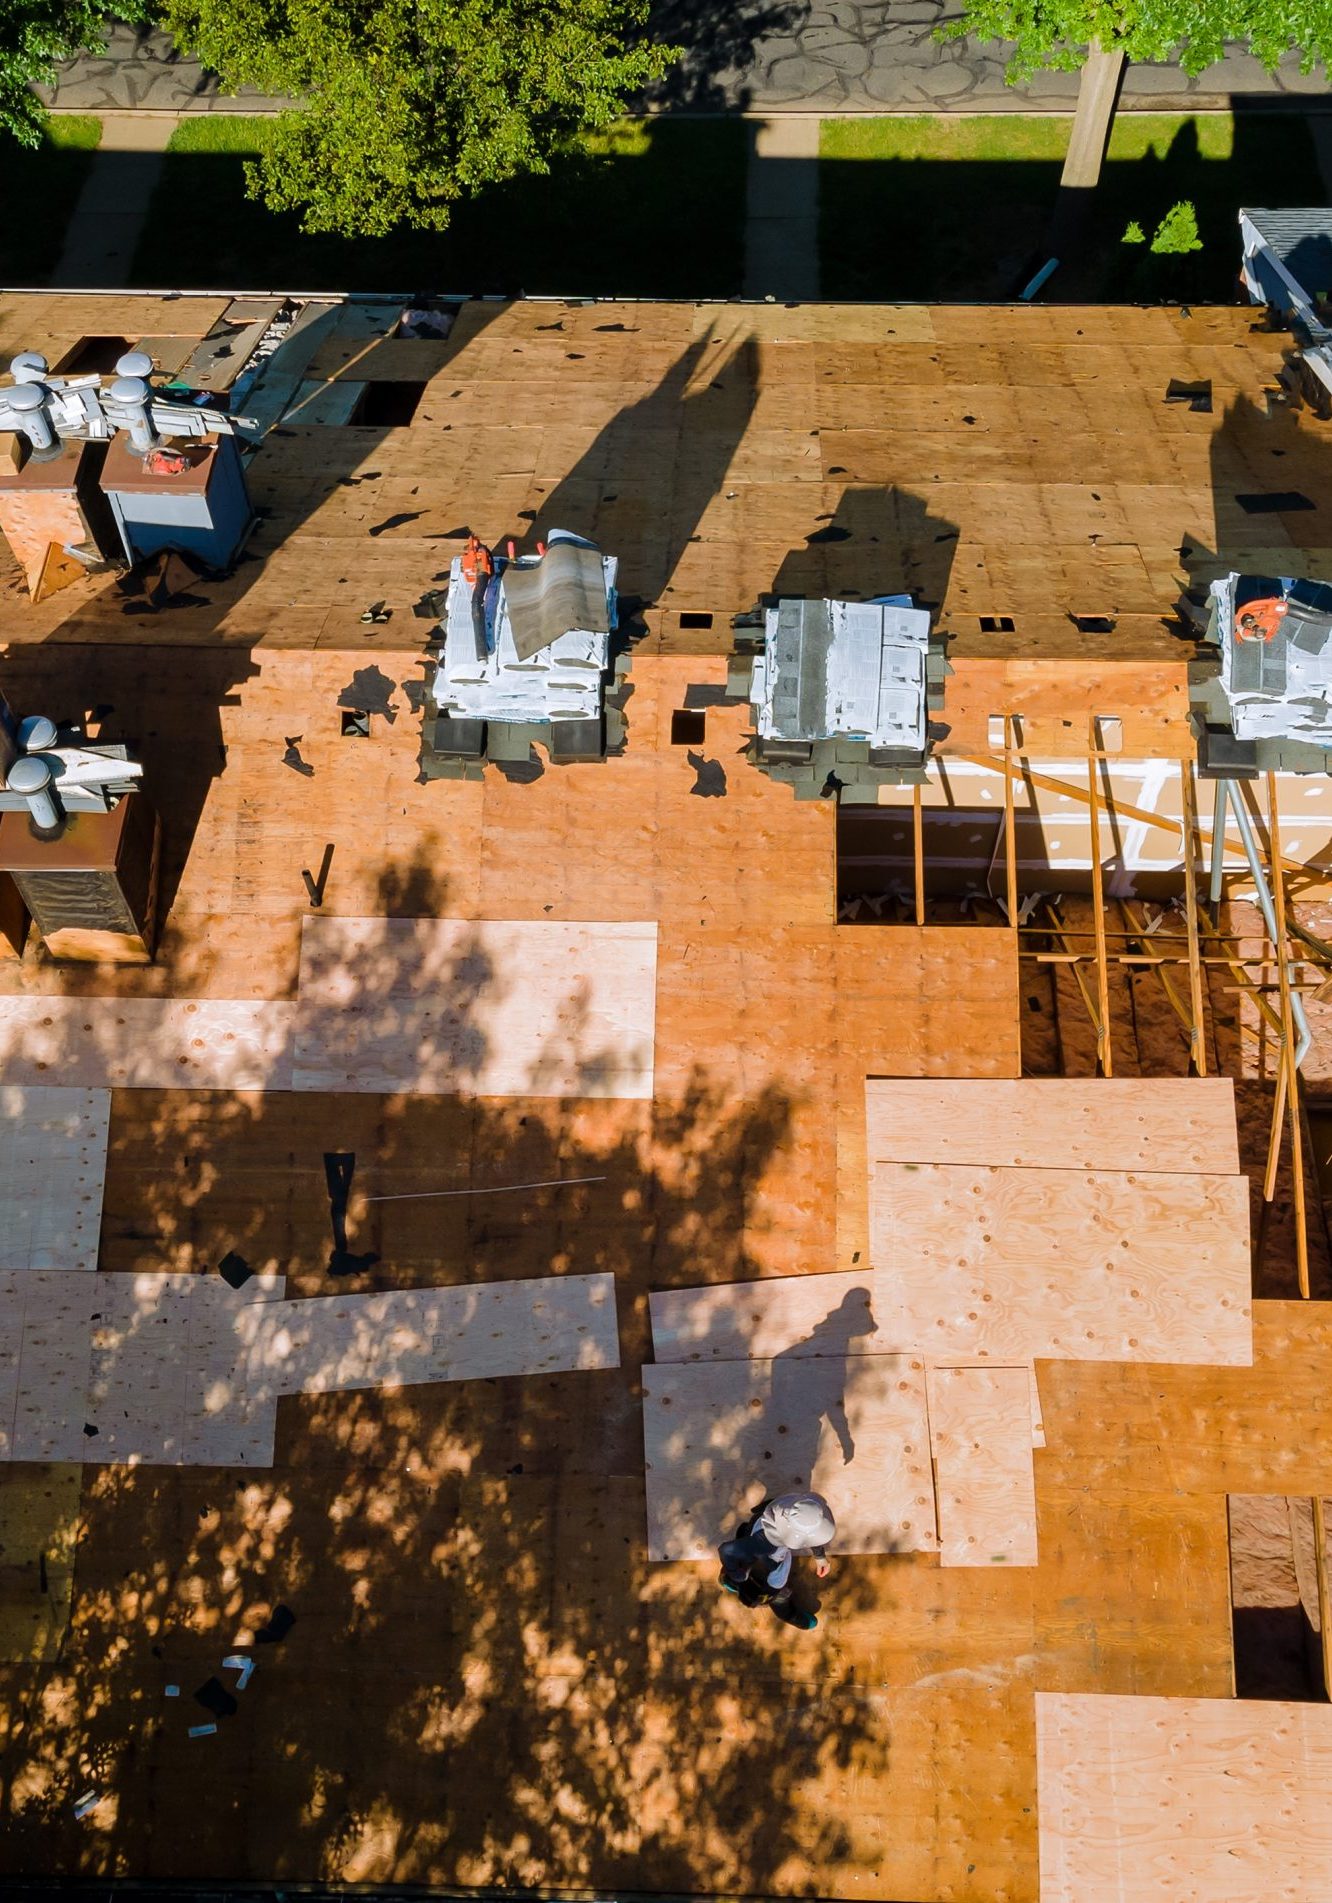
[1241,207,1332,319]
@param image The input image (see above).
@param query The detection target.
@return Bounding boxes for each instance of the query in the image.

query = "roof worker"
[718,1490,835,1631]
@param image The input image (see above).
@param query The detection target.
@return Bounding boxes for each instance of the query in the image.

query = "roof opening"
[340,709,371,738]
[53,336,133,376]
[979,615,1016,633]
[355,382,426,426]
[1073,615,1117,634]
[671,709,706,745]
[679,611,714,629]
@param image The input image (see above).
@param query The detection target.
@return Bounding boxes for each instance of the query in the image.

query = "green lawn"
[819,112,1323,301]
[0,116,101,286]
[130,115,747,296]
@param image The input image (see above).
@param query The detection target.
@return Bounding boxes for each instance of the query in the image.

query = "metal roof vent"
[8,754,62,837]
[103,376,162,453]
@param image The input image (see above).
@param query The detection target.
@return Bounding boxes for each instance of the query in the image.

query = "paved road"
[44,10,1331,117]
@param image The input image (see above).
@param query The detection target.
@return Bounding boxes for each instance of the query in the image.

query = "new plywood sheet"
[0,1086,111,1272]
[0,1272,286,1468]
[233,1272,621,1396]
[181,1273,287,1468]
[641,1354,937,1562]
[1036,1693,1332,1902]
[927,1365,1038,1568]
[8,1271,97,1461]
[0,999,295,1091]
[86,1272,194,1464]
[292,917,657,1100]
[870,1163,1253,1365]
[864,1079,1240,1174]
[651,1271,880,1366]
[650,1277,1046,1444]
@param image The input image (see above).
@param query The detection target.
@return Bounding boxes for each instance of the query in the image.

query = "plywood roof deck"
[0,293,1329,1899]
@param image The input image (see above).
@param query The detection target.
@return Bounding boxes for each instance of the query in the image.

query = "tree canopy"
[2,0,142,145]
[161,0,679,236]
[940,0,1332,79]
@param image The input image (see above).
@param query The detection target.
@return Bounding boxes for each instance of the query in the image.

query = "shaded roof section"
[0,292,1327,669]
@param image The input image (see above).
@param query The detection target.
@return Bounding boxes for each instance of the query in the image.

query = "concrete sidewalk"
[45,14,1329,119]
[745,119,820,300]
[51,113,179,288]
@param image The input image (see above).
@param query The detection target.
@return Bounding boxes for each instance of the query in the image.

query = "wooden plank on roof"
[0,998,296,1091]
[233,1272,621,1394]
[927,1364,1038,1568]
[641,1353,938,1561]
[864,1079,1241,1174]
[0,1084,109,1271]
[9,1270,96,1461]
[1036,1692,1332,1902]
[869,1162,1253,1366]
[292,916,657,1100]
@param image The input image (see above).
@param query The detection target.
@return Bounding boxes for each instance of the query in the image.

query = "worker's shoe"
[771,1600,817,1631]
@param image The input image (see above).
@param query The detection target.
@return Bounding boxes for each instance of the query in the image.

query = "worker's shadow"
[735,1287,878,1618]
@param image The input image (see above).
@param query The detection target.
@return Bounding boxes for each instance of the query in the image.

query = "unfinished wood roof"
[1,293,1327,711]
[0,293,1329,1899]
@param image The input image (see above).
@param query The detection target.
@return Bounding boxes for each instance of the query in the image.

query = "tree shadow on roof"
[0,841,894,1894]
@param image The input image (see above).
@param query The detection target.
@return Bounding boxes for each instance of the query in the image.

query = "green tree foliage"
[940,0,1332,82]
[2,0,142,144]
[1150,198,1203,252]
[161,0,680,237]
[1121,218,1146,242]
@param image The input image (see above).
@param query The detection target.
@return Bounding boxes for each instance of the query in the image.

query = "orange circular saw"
[1234,596,1288,644]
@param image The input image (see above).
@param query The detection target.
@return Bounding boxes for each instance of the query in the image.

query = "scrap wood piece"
[870,1161,1253,1366]
[641,1354,937,1563]
[864,1077,1241,1175]
[291,916,657,1100]
[0,1085,110,1273]
[1036,1692,1332,1902]
[231,1271,621,1396]
[927,1365,1037,1568]
[0,998,296,1092]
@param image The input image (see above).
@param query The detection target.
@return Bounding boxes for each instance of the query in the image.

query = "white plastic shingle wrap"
[1213,572,1332,744]
[431,545,617,724]
[752,596,930,748]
